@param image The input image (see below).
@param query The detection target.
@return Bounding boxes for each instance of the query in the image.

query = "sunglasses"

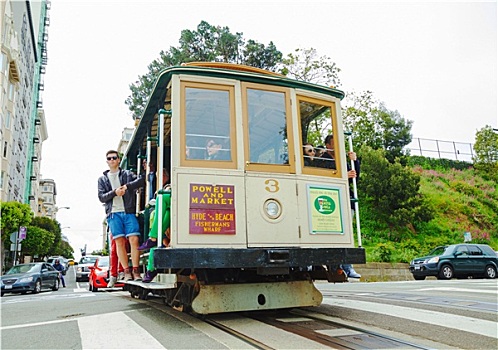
[106,156,118,161]
[305,149,315,154]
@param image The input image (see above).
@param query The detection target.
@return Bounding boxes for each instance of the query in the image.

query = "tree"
[1,202,33,243]
[473,125,498,180]
[125,21,283,119]
[280,47,341,87]
[359,147,433,238]
[342,91,413,163]
[31,216,61,257]
[21,226,55,257]
[1,202,33,268]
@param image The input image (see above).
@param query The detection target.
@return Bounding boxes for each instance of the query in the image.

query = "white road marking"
[416,287,498,294]
[78,311,165,349]
[323,298,498,338]
[1,292,95,304]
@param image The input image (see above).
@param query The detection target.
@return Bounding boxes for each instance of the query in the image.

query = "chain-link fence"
[406,138,474,163]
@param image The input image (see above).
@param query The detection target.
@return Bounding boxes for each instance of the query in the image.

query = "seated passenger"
[138,168,171,283]
[141,193,171,283]
[303,143,316,166]
[138,168,171,251]
[314,145,326,167]
[206,138,230,160]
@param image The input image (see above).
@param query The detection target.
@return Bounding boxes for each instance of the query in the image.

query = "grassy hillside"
[361,157,498,263]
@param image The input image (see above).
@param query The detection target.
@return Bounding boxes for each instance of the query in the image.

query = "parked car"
[1,263,60,296]
[75,255,99,282]
[88,256,124,292]
[410,244,498,280]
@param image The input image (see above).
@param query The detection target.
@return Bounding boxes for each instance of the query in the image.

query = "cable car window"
[298,96,341,177]
[299,100,333,168]
[185,87,232,161]
[247,89,288,165]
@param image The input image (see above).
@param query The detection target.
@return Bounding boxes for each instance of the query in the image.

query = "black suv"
[410,244,498,280]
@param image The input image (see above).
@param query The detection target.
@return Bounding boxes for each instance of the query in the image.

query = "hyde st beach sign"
[189,183,236,234]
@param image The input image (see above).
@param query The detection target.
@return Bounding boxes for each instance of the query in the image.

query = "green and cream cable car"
[121,62,365,314]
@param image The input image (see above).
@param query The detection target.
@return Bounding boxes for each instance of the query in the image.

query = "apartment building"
[1,0,51,209]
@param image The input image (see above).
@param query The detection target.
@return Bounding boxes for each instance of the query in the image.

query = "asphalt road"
[1,267,496,349]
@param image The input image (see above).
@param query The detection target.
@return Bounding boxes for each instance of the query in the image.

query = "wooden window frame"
[297,95,342,178]
[242,82,295,174]
[179,81,237,169]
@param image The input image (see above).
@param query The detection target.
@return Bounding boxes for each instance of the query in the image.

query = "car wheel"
[438,264,454,280]
[413,276,426,280]
[33,280,42,294]
[1,292,4,297]
[485,265,497,279]
[52,278,59,291]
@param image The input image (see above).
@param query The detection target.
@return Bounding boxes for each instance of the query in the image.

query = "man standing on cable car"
[98,150,145,281]
[321,134,362,279]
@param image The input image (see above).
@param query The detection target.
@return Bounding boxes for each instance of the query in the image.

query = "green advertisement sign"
[308,185,344,234]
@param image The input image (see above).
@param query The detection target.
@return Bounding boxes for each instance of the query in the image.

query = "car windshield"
[428,246,450,256]
[7,264,39,274]
[79,257,98,264]
[97,257,110,267]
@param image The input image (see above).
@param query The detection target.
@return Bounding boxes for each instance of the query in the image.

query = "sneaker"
[142,270,158,283]
[118,272,125,280]
[348,270,361,279]
[124,271,133,282]
[138,238,157,251]
[107,276,117,288]
[132,270,142,281]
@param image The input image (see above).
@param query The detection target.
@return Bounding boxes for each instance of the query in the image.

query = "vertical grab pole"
[156,110,165,248]
[347,133,362,247]
[136,152,141,216]
[145,129,152,202]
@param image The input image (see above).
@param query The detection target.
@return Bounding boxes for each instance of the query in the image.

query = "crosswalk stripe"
[78,311,165,349]
[323,298,498,338]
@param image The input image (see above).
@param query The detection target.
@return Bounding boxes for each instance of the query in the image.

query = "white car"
[75,256,99,282]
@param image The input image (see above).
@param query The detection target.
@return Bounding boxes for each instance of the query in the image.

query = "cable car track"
[204,309,431,350]
[126,293,431,349]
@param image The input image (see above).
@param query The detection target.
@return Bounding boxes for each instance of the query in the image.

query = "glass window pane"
[299,100,333,168]
[185,87,231,161]
[247,89,288,164]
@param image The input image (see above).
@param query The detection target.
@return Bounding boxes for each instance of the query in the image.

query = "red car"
[88,256,124,292]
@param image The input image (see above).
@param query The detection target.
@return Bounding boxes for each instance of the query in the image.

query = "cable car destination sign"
[189,183,236,235]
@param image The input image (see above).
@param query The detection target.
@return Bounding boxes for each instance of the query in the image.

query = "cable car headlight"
[264,199,282,219]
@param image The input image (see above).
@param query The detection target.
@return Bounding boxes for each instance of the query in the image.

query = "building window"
[5,110,10,129]
[3,141,7,158]
[0,52,6,75]
[0,171,4,189]
[8,82,14,101]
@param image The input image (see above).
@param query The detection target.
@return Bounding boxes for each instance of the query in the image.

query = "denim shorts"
[107,212,140,239]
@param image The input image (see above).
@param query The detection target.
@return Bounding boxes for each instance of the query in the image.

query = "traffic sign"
[19,226,27,241]
[10,243,21,251]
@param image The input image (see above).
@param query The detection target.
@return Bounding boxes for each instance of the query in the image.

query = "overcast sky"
[40,0,497,257]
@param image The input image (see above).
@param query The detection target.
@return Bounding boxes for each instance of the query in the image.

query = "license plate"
[5,285,12,289]
[415,266,420,270]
